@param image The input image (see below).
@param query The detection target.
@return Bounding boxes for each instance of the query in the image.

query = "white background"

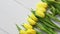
[0,0,40,34]
[0,0,60,34]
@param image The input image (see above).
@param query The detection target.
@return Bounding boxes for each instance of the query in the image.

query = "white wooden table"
[0,0,40,34]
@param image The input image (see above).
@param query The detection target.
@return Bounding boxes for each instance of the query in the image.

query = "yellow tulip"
[23,23,33,29]
[27,17,36,25]
[35,10,45,18]
[36,2,48,8]
[36,7,46,13]
[20,30,27,34]
[26,29,36,34]
[29,13,38,21]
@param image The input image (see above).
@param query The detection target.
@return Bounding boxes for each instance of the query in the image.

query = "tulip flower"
[26,29,36,34]
[23,23,33,29]
[36,2,48,9]
[35,10,45,18]
[27,17,36,25]
[36,7,46,13]
[20,30,27,34]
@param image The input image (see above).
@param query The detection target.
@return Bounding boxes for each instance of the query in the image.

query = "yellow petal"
[20,30,27,34]
[30,13,38,21]
[35,10,45,18]
[23,23,33,29]
[36,2,48,8]
[27,17,36,25]
[36,7,46,13]
[26,29,36,34]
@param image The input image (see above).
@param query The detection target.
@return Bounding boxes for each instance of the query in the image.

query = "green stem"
[36,31,42,34]
[39,19,55,28]
[56,9,60,15]
[50,5,56,15]
[40,22,57,34]
[48,28,57,34]
[36,23,52,34]
[45,16,60,30]
[46,13,60,22]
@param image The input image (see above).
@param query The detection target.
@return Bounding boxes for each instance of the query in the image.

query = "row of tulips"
[16,0,60,34]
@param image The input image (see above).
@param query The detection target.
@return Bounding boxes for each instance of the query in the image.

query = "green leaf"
[46,13,60,22]
[36,31,42,34]
[16,24,21,31]
[50,5,56,15]
[36,23,52,34]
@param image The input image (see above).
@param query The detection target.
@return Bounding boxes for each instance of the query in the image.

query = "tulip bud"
[20,30,27,34]
[23,23,33,29]
[36,7,46,13]
[29,13,38,21]
[36,2,48,8]
[27,17,36,25]
[35,10,45,18]
[26,29,36,34]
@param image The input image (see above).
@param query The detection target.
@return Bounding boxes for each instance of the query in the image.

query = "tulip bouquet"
[16,0,60,34]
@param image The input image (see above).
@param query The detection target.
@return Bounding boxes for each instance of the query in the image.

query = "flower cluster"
[36,2,48,18]
[20,23,36,34]
[17,2,48,34]
[16,0,60,34]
